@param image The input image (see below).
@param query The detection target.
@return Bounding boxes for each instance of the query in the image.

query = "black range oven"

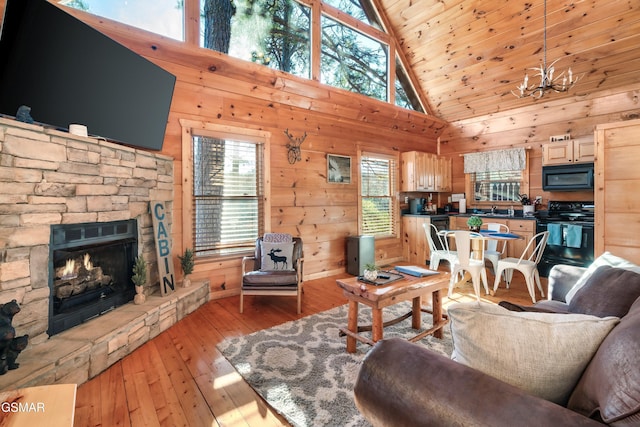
[536,201,595,277]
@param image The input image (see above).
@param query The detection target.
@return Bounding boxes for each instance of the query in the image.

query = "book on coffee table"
[394,265,440,277]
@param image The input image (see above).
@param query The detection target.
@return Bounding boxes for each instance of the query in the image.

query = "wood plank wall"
[5,2,640,299]
[31,5,447,298]
[439,84,640,208]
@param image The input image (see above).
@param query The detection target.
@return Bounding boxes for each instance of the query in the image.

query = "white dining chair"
[493,231,550,303]
[422,223,458,272]
[482,222,510,277]
[448,230,488,301]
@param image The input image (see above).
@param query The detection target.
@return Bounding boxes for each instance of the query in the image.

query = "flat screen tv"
[0,0,176,151]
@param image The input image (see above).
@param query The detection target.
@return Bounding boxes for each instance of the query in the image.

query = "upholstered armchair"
[240,234,304,314]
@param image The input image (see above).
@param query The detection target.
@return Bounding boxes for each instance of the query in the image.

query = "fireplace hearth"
[49,220,138,336]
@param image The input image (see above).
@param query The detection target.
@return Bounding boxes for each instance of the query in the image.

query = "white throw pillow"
[565,252,640,303]
[260,241,295,271]
[448,302,619,405]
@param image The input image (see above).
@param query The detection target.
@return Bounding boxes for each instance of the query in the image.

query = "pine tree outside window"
[203,0,311,78]
[320,15,388,102]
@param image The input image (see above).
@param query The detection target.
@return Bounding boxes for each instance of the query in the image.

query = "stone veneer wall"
[0,117,174,345]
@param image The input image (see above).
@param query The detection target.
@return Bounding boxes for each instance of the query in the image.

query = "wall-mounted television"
[0,0,176,151]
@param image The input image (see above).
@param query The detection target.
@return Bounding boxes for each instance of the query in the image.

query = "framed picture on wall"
[327,154,351,184]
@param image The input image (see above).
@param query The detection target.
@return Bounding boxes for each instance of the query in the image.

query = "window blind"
[192,136,263,255]
[361,154,397,237]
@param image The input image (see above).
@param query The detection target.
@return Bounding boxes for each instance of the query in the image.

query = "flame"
[63,258,75,277]
[83,253,93,270]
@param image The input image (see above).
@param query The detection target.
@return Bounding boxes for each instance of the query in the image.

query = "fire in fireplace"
[48,220,138,336]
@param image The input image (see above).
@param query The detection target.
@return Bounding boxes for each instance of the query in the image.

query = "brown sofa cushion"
[569,266,640,318]
[567,296,640,424]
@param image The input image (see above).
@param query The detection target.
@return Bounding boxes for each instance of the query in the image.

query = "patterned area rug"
[217,302,453,427]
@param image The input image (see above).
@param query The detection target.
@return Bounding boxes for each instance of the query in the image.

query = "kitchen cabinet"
[542,137,594,165]
[594,119,640,264]
[436,156,452,192]
[402,215,431,265]
[449,216,468,231]
[506,219,535,259]
[401,151,451,192]
[401,151,423,191]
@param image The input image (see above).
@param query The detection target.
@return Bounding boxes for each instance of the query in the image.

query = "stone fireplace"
[0,118,209,389]
[49,219,138,335]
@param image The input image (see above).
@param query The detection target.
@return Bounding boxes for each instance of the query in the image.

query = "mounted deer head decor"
[284,129,307,164]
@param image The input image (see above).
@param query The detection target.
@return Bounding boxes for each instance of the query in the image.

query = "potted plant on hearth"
[132,255,147,304]
[363,263,379,281]
[467,216,483,232]
[178,248,195,288]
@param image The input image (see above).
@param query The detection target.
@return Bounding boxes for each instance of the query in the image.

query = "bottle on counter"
[508,205,515,216]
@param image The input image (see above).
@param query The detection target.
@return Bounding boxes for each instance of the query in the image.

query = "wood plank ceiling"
[376,0,640,122]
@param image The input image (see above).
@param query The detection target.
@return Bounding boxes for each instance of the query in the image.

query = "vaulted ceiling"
[377,0,640,122]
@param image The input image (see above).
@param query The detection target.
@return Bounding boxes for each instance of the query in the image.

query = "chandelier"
[513,0,580,98]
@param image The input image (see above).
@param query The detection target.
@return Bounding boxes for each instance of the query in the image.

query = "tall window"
[203,0,311,78]
[360,153,397,237]
[320,15,388,101]
[182,122,269,257]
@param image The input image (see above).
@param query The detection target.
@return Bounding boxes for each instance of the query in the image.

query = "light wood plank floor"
[73,268,543,426]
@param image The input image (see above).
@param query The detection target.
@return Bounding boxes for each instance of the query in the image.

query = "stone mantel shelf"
[0,281,209,391]
[0,116,174,162]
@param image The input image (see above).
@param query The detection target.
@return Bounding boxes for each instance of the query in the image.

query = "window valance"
[463,148,526,174]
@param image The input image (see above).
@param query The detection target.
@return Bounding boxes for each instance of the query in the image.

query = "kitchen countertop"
[402,212,537,221]
[402,213,451,219]
[454,213,537,221]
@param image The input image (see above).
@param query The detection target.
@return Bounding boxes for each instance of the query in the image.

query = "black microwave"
[542,163,594,191]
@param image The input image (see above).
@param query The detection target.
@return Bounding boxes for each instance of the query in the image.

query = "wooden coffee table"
[336,270,450,353]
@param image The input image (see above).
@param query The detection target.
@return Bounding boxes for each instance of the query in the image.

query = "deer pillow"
[260,241,295,272]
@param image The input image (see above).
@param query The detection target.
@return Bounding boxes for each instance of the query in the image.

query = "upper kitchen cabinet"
[436,156,452,192]
[401,151,451,192]
[542,136,595,165]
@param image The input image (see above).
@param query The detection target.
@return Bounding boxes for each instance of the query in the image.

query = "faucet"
[491,205,497,214]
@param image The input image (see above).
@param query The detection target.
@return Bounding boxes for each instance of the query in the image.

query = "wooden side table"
[0,383,77,426]
[336,271,450,353]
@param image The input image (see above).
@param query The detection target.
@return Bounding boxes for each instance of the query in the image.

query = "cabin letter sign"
[151,201,175,296]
